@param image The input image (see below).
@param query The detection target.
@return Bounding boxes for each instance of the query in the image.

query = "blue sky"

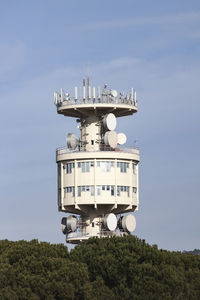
[0,0,200,251]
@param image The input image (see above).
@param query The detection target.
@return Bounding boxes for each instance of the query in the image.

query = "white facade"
[55,79,140,243]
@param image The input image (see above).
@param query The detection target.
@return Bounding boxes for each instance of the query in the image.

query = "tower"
[54,78,140,244]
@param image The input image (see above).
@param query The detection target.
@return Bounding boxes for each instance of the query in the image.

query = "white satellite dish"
[66,215,78,232]
[104,213,117,231]
[66,133,79,150]
[120,214,136,233]
[103,113,117,131]
[104,131,118,148]
[117,133,127,145]
[110,90,118,97]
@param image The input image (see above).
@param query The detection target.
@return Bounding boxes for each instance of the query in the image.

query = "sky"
[0,0,200,251]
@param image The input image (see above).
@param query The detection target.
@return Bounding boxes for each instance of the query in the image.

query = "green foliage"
[0,237,199,299]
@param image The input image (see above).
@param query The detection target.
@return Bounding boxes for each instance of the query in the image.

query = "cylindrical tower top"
[54,78,138,118]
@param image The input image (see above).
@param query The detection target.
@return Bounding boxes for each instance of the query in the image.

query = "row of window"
[65,160,137,174]
[96,185,115,196]
[64,185,137,197]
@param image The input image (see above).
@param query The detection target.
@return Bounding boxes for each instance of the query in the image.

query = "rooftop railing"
[55,94,138,108]
[56,146,139,156]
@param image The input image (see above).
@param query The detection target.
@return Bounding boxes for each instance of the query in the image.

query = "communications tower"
[54,78,140,244]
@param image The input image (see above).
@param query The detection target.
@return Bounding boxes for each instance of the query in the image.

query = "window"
[91,186,94,196]
[91,140,94,145]
[117,161,129,173]
[77,161,94,172]
[65,162,74,174]
[78,186,81,197]
[97,186,101,196]
[132,162,136,174]
[117,186,130,197]
[77,185,95,197]
[96,160,114,172]
[96,185,115,196]
[133,187,137,193]
[64,186,75,197]
[111,186,115,196]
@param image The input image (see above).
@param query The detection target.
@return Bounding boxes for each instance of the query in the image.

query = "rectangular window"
[86,162,90,172]
[107,185,110,191]
[97,186,101,196]
[91,186,94,196]
[117,186,120,196]
[66,162,74,174]
[102,185,105,191]
[133,187,137,193]
[78,186,81,197]
[111,186,114,196]
[133,162,137,174]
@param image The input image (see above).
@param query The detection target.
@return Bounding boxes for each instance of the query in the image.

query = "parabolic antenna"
[66,133,79,150]
[103,113,117,131]
[66,215,78,232]
[104,213,117,231]
[104,131,118,148]
[120,214,136,233]
[110,89,118,97]
[61,217,67,234]
[117,133,127,145]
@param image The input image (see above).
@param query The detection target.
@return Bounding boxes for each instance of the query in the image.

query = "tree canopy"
[0,236,199,299]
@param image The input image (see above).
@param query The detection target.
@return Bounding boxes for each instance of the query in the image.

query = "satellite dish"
[66,215,78,232]
[110,90,118,97]
[66,133,79,150]
[104,213,117,231]
[61,217,67,234]
[119,214,136,233]
[103,113,117,131]
[61,215,78,234]
[104,131,118,148]
[117,133,127,145]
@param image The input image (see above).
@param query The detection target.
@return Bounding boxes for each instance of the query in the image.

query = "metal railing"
[56,146,139,156]
[55,95,138,108]
[66,230,126,240]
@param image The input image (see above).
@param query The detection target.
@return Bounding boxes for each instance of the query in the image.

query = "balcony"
[56,146,139,156]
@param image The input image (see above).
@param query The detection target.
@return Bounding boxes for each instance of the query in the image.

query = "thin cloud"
[75,11,200,31]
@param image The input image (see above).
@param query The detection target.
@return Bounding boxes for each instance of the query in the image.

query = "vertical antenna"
[75,86,78,100]
[131,88,134,102]
[61,88,63,102]
[83,78,86,100]
[98,86,101,101]
[87,76,90,100]
[93,87,96,99]
[134,90,136,102]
